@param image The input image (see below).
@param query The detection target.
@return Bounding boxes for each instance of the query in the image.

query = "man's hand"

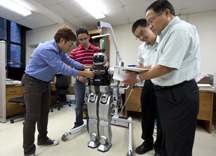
[122,70,138,86]
[84,71,95,79]
[78,76,87,83]
[82,65,93,69]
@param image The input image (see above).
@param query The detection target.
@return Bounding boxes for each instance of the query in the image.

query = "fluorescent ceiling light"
[0,0,31,16]
[76,0,105,19]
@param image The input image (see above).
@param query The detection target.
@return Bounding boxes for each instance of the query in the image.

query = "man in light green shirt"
[123,1,200,156]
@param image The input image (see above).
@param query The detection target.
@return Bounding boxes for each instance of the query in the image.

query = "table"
[125,87,214,133]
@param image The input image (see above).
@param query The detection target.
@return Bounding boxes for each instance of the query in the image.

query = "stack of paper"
[197,84,215,91]
[113,66,148,81]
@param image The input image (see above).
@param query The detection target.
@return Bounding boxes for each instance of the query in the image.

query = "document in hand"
[113,66,149,81]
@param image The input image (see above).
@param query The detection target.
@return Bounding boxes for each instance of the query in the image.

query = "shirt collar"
[144,35,160,49]
[51,39,61,53]
[160,16,180,40]
[78,43,93,50]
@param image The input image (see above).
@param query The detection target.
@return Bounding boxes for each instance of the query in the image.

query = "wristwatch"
[136,74,141,82]
[76,76,79,80]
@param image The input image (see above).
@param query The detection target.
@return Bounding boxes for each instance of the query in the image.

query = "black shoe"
[135,143,153,154]
[37,138,59,146]
[24,154,35,156]
[154,153,161,156]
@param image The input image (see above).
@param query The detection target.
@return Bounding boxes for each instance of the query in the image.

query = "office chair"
[8,96,25,123]
[50,75,71,112]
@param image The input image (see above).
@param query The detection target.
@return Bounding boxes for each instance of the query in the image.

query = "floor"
[0,105,216,156]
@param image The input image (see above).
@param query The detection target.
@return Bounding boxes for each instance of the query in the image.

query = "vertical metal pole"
[0,41,6,123]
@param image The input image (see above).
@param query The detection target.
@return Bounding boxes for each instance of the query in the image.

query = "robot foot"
[88,140,100,148]
[97,143,112,152]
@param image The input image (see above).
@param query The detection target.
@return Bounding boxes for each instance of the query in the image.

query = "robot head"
[93,52,107,66]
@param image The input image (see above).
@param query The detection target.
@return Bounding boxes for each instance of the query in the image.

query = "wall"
[26,19,77,65]
[109,10,216,74]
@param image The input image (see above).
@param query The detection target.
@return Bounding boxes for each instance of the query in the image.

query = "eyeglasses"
[65,39,73,47]
[147,10,164,27]
[135,30,146,40]
[78,37,88,42]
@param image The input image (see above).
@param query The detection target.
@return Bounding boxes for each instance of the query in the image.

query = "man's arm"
[137,63,151,69]
[123,64,173,85]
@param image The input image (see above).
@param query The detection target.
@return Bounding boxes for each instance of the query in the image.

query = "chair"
[8,96,25,123]
[50,75,71,112]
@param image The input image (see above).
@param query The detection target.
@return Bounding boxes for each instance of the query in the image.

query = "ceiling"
[0,0,216,30]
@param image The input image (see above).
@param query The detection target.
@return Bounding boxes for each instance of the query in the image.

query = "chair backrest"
[55,75,69,90]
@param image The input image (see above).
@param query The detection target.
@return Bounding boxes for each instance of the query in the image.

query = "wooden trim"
[88,29,100,35]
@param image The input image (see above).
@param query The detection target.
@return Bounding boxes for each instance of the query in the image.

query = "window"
[11,21,21,44]
[0,16,31,69]
[0,17,7,40]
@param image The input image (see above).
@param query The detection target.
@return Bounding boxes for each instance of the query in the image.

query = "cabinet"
[125,87,142,117]
[6,85,23,117]
[6,83,57,117]
[50,83,57,105]
[125,88,214,133]
[197,90,214,133]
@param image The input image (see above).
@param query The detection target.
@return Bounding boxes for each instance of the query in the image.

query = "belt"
[25,73,50,83]
[154,79,195,91]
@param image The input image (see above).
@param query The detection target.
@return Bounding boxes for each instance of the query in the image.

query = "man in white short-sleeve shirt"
[132,19,162,156]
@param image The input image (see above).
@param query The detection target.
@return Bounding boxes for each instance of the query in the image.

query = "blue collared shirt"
[25,39,83,82]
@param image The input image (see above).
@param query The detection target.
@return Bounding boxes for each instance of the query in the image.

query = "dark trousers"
[22,73,50,155]
[141,80,162,154]
[155,80,199,156]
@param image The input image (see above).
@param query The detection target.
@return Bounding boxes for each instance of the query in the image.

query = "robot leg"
[98,93,113,152]
[87,92,100,148]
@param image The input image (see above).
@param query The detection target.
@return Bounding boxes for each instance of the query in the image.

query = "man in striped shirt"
[69,26,100,129]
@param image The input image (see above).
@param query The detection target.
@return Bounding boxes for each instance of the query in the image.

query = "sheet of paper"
[112,66,149,81]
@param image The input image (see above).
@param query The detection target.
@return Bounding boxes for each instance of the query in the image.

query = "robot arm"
[97,21,123,67]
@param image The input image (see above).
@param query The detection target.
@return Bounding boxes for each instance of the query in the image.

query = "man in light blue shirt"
[123,1,200,156]
[22,26,95,156]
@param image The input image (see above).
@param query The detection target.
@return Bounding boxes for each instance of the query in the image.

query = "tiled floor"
[0,106,216,156]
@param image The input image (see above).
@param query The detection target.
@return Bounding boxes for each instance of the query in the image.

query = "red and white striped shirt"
[69,44,100,70]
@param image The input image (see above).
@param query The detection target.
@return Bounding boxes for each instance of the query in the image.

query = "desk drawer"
[199,92,212,111]
[6,85,23,95]
[125,88,142,104]
[197,110,211,120]
[51,83,57,91]
[125,103,141,112]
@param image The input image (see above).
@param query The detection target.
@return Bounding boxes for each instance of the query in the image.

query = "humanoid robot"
[85,51,119,152]
[61,21,133,156]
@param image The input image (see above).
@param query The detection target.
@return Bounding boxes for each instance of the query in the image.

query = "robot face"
[93,52,107,65]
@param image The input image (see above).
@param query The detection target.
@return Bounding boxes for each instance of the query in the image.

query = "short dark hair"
[132,19,147,33]
[76,26,89,36]
[146,0,175,16]
[54,26,76,43]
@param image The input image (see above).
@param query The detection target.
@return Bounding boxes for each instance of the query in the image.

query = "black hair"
[76,26,89,36]
[132,19,147,33]
[146,0,175,16]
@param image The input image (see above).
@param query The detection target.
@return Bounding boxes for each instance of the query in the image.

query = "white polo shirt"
[138,36,160,66]
[151,16,200,86]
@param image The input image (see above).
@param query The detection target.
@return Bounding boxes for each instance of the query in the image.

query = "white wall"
[109,10,216,74]
[26,19,77,65]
